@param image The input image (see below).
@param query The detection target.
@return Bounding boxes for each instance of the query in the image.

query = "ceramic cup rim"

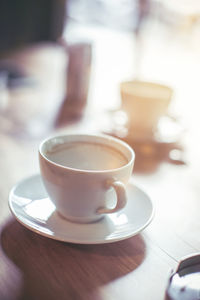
[39,133,135,174]
[120,80,173,101]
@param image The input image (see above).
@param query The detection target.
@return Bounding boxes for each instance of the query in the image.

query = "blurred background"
[1,3,200,299]
[0,0,200,175]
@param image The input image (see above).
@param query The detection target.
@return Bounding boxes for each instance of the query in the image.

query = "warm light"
[24,198,55,222]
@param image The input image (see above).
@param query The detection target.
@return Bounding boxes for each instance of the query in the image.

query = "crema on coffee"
[45,142,128,171]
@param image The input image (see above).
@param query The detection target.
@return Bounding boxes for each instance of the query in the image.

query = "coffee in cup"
[46,141,128,171]
[39,134,135,223]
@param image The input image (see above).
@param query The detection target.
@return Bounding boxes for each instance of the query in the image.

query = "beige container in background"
[120,81,173,137]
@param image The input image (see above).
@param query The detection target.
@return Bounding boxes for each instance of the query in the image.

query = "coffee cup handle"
[96,180,127,215]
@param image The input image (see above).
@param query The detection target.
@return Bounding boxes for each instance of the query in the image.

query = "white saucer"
[8,174,154,244]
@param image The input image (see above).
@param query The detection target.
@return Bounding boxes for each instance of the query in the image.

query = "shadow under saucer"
[1,217,146,300]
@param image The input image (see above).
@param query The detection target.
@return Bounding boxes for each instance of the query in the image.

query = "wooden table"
[0,21,200,300]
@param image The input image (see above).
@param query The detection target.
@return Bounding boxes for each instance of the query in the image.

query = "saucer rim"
[8,174,154,244]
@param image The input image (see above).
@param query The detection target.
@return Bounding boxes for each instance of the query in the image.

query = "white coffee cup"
[39,134,135,223]
[120,80,173,136]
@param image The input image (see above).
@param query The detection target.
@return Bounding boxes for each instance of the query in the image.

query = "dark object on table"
[166,253,200,300]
